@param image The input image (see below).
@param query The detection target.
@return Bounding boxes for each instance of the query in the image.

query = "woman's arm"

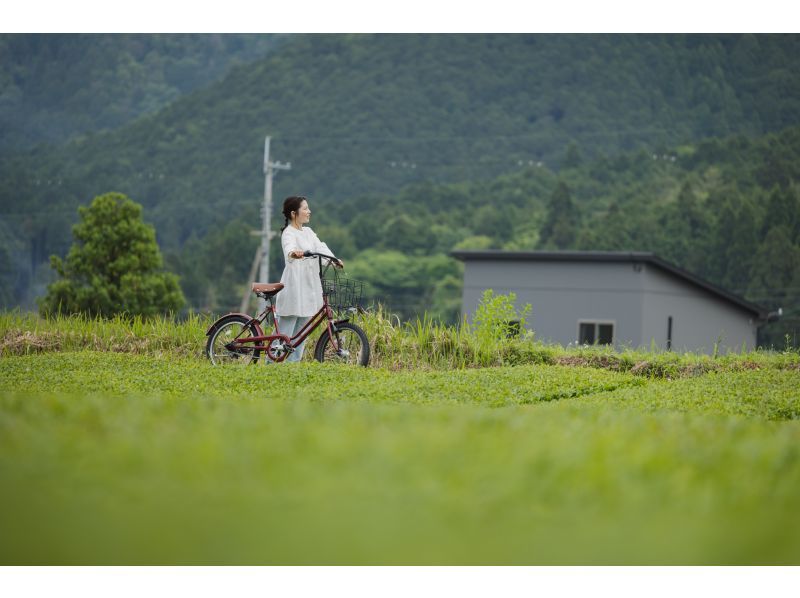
[310,229,334,257]
[309,228,344,268]
[282,229,302,261]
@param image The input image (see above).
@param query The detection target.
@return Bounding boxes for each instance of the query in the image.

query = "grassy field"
[1,313,800,564]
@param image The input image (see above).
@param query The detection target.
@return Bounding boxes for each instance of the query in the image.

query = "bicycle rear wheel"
[314,322,370,366]
[206,315,262,366]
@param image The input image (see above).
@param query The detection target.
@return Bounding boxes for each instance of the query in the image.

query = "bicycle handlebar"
[303,251,342,267]
[303,250,342,264]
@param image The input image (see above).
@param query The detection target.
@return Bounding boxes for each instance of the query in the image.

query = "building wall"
[461,259,758,353]
[462,260,644,347]
[640,264,757,352]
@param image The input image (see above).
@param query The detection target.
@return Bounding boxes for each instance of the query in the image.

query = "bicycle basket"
[322,269,365,314]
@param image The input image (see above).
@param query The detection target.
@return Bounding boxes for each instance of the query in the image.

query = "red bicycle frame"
[229,253,344,363]
[231,301,339,363]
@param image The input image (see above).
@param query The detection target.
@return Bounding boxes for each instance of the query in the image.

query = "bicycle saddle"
[251,282,284,297]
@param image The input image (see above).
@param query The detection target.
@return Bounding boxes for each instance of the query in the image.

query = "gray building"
[452,250,773,354]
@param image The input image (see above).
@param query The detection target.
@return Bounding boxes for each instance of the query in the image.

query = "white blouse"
[275,226,336,317]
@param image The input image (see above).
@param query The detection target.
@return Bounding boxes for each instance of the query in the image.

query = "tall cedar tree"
[539,181,579,250]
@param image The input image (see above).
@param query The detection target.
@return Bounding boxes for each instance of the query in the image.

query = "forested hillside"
[0,34,286,149]
[1,33,799,346]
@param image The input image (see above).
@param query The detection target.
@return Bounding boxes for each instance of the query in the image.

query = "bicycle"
[205,251,370,366]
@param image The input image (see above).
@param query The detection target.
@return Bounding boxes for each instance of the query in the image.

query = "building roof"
[451,250,770,319]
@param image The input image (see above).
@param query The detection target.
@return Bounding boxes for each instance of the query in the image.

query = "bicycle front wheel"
[206,315,262,366]
[314,322,370,366]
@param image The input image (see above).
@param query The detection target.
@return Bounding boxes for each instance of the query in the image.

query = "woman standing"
[275,195,343,362]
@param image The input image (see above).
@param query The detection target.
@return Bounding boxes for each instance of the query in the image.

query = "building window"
[578,321,614,345]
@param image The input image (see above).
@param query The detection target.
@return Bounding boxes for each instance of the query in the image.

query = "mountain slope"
[0,34,287,149]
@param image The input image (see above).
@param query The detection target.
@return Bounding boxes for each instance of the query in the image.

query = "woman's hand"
[289,250,305,259]
[334,259,345,269]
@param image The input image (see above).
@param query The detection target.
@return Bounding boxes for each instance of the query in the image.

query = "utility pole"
[255,136,291,312]
[239,137,292,313]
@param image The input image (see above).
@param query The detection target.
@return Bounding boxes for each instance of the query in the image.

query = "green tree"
[562,142,583,169]
[576,201,632,251]
[760,186,800,243]
[40,192,185,316]
[470,203,516,240]
[748,225,800,348]
[430,273,463,323]
[714,192,759,293]
[656,181,711,276]
[539,181,579,249]
[346,251,460,321]
[377,214,436,254]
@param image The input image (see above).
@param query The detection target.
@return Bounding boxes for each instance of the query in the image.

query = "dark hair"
[281,195,307,233]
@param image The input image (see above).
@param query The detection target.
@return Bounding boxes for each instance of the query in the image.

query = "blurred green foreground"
[1,352,799,564]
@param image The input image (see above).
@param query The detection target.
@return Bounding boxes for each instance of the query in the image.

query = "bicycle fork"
[327,321,350,357]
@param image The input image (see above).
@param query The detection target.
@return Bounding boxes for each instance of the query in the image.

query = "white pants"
[276,315,312,363]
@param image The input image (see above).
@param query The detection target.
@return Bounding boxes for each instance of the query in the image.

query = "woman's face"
[294,200,311,225]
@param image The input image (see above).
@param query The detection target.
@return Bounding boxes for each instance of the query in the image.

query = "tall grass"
[356,305,800,374]
[2,307,799,376]
[357,305,552,369]
[0,310,211,358]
